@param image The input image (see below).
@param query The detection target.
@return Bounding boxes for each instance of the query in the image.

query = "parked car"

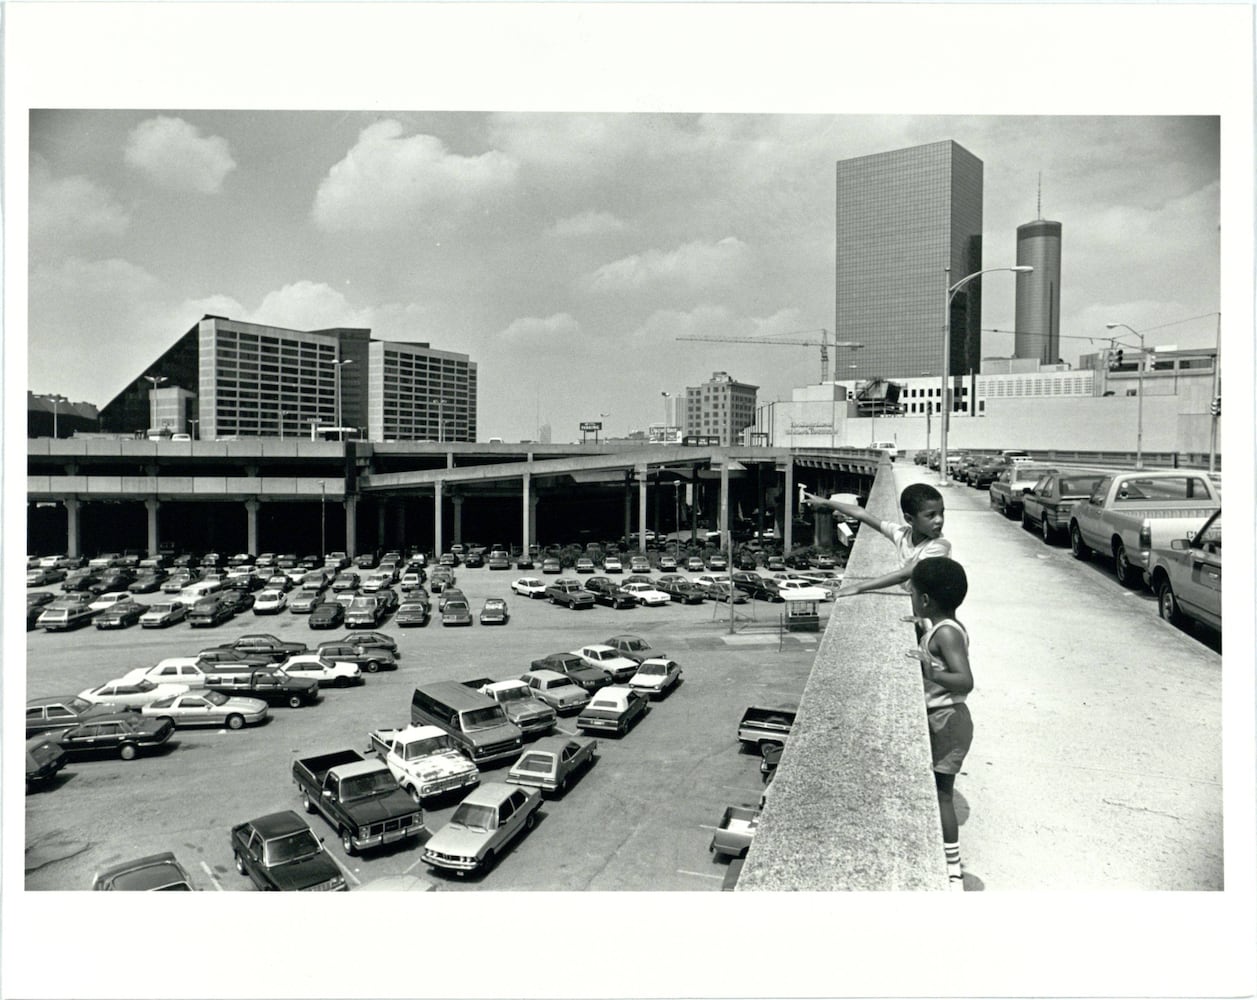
[656,575,706,605]
[187,594,235,628]
[308,601,346,629]
[576,686,651,736]
[545,578,596,609]
[775,578,830,602]
[230,811,347,892]
[530,652,610,692]
[988,464,1056,518]
[51,713,175,761]
[511,577,548,599]
[218,589,256,615]
[25,735,69,790]
[91,852,195,891]
[421,782,541,875]
[658,555,679,572]
[603,555,623,574]
[36,600,98,632]
[706,552,729,571]
[142,690,269,729]
[288,588,323,613]
[341,631,399,657]
[279,654,363,688]
[203,668,321,709]
[1020,471,1108,544]
[572,644,640,683]
[79,680,189,709]
[28,566,67,586]
[93,600,147,630]
[395,600,431,627]
[88,591,134,615]
[344,595,386,628]
[479,597,510,625]
[468,679,557,736]
[315,641,397,674]
[253,588,288,614]
[506,735,598,796]
[518,669,592,714]
[1146,508,1222,633]
[540,557,562,574]
[583,576,637,609]
[602,634,660,664]
[139,601,188,628]
[628,657,684,698]
[619,581,671,607]
[26,696,130,738]
[709,803,761,859]
[367,725,481,803]
[628,555,651,574]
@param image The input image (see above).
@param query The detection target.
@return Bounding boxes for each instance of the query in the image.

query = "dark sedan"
[50,713,174,761]
[308,601,346,629]
[93,600,148,630]
[230,811,347,892]
[583,577,638,609]
[26,696,129,738]
[92,852,195,890]
[26,735,68,790]
[1021,471,1108,543]
[395,600,430,627]
[656,575,706,605]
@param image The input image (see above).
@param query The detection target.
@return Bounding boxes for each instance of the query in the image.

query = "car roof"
[459,782,522,807]
[93,852,190,890]
[523,735,578,755]
[522,669,570,683]
[247,810,312,837]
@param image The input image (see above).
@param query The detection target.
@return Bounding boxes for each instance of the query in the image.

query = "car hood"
[504,704,554,724]
[341,790,421,824]
[425,823,491,856]
[224,697,269,713]
[269,852,343,890]
[406,751,477,779]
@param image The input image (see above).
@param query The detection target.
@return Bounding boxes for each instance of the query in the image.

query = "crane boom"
[676,329,863,383]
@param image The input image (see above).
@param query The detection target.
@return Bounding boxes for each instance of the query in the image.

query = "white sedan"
[628,657,684,697]
[278,654,363,688]
[573,645,640,683]
[511,577,548,599]
[88,591,135,614]
[253,589,288,614]
[78,679,190,708]
[619,582,671,607]
[141,690,269,729]
[775,579,831,602]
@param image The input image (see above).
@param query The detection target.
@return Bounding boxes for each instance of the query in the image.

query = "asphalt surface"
[892,461,1223,891]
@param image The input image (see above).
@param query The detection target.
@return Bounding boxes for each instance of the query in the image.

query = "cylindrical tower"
[1014,219,1062,364]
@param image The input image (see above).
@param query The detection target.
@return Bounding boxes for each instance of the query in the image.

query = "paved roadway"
[892,461,1223,890]
[24,571,819,891]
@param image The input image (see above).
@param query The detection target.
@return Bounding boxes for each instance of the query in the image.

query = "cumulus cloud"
[550,210,625,238]
[124,116,236,194]
[248,281,374,332]
[497,312,581,343]
[585,237,751,293]
[312,120,519,232]
[30,159,129,245]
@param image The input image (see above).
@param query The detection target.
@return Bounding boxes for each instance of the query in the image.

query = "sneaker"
[948,863,965,891]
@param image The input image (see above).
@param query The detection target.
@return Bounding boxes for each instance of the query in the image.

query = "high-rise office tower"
[835,140,984,379]
[1014,218,1062,365]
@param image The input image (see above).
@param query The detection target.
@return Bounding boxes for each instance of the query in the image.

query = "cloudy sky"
[29,111,1220,441]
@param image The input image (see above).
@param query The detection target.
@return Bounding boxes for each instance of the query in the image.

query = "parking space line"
[199,860,224,891]
[677,869,724,880]
[403,853,430,875]
[330,854,361,886]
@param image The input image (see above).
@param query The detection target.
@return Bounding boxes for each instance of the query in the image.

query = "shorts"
[926,703,973,775]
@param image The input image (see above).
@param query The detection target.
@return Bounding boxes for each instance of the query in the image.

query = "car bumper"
[422,850,483,872]
[418,772,480,797]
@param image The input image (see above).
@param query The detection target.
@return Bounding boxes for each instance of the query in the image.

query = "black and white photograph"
[5,4,1254,999]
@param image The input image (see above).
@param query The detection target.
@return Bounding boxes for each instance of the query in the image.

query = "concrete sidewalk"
[892,462,1223,890]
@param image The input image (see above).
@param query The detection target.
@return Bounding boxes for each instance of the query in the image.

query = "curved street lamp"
[332,359,353,441]
[1105,322,1146,470]
[938,266,1032,485]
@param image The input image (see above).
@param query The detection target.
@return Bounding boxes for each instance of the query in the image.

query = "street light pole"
[143,374,168,432]
[660,391,675,443]
[1105,322,1147,470]
[939,266,1032,485]
[318,480,327,562]
[1208,312,1221,474]
[333,359,353,442]
[48,394,67,439]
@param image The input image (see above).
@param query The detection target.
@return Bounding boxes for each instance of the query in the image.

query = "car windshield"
[265,829,321,865]
[204,690,229,706]
[640,663,665,676]
[349,598,376,609]
[496,687,529,702]
[1060,475,1105,495]
[461,707,507,731]
[404,735,457,759]
[340,770,398,800]
[448,803,494,831]
[149,604,173,614]
[590,699,619,710]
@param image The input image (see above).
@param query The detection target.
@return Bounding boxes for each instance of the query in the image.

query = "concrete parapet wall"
[737,458,948,890]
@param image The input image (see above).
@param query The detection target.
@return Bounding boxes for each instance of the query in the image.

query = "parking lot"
[25,567,823,891]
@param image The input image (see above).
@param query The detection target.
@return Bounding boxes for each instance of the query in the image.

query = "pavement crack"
[1101,798,1182,821]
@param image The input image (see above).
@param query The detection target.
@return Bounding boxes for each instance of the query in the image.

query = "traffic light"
[1210,395,1221,417]
[1108,348,1124,371]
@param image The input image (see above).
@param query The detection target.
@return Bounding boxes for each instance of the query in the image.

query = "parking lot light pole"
[1105,322,1147,470]
[47,394,67,439]
[143,374,167,432]
[939,266,1032,486]
[318,480,326,562]
[333,359,353,442]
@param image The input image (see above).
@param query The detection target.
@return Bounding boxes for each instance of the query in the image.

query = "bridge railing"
[735,458,948,891]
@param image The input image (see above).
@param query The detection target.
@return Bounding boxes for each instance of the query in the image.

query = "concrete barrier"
[736,457,948,890]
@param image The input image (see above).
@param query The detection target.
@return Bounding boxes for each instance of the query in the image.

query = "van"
[410,682,523,764]
[181,579,224,603]
[870,441,898,461]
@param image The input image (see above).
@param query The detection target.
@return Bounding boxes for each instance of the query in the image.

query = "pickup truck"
[291,748,425,855]
[204,668,320,708]
[737,704,797,754]
[367,725,481,802]
[463,679,557,735]
[709,804,761,859]
[1067,471,1222,589]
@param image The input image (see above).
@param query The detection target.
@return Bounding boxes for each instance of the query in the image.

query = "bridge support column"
[433,481,443,557]
[245,498,260,556]
[623,473,632,547]
[343,496,357,559]
[65,496,81,558]
[691,465,700,543]
[377,501,388,553]
[522,473,532,556]
[452,495,463,546]
[393,502,406,552]
[145,498,161,557]
[637,464,648,552]
[783,462,794,552]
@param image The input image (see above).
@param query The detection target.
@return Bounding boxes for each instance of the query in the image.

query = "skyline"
[30,112,1220,441]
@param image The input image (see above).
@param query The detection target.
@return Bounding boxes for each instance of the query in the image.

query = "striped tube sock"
[944,842,963,888]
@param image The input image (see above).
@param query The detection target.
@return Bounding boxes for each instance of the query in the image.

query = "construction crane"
[675,329,863,383]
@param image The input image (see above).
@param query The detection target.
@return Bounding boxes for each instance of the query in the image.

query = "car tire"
[234,852,245,875]
[335,677,349,688]
[408,786,422,805]
[1113,543,1141,589]
[1069,524,1091,561]
[482,849,496,872]
[1041,515,1054,544]
[341,829,356,856]
[365,660,380,673]
[118,743,138,761]
[1158,579,1184,627]
[287,694,303,709]
[226,713,245,730]
[302,791,314,814]
[525,811,537,831]
[558,776,569,796]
